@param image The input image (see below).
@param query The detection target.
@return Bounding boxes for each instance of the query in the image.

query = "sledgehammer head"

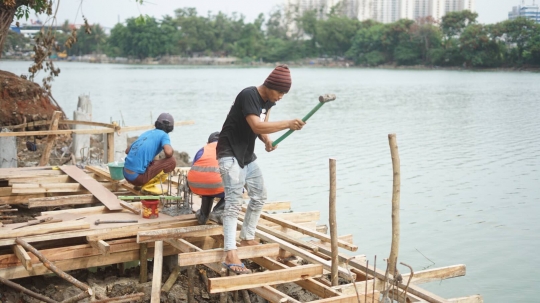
[319,94,337,103]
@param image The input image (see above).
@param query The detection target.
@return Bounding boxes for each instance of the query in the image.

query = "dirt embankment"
[0,70,66,127]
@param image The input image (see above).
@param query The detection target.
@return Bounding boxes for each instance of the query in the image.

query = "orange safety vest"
[187,142,224,196]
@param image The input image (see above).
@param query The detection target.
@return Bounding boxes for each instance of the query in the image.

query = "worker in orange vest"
[187,131,225,225]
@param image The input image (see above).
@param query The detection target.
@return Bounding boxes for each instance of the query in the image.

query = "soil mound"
[0,70,65,127]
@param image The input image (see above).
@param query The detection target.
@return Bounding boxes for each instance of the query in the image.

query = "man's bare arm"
[163,144,174,158]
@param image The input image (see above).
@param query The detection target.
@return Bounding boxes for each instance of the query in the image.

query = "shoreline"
[2,57,539,73]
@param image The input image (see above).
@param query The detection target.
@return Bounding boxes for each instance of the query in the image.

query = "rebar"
[372,255,376,303]
[345,257,361,303]
[400,262,414,302]
[364,260,369,303]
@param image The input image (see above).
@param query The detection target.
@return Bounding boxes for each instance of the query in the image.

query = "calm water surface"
[1,61,539,302]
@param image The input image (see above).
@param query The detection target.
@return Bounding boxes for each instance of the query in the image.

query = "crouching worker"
[123,113,177,193]
[187,131,225,225]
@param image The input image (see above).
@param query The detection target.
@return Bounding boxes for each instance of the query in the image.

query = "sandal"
[222,262,252,275]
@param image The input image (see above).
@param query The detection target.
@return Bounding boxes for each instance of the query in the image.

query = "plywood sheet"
[60,166,123,211]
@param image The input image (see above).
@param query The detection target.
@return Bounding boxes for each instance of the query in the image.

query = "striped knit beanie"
[263,64,292,93]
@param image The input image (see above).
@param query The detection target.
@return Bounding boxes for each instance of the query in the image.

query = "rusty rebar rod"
[15,238,93,298]
[60,291,93,303]
[372,255,377,303]
[364,260,369,303]
[400,262,414,302]
[0,276,56,303]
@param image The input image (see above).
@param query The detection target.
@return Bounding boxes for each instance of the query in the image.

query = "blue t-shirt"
[124,129,171,174]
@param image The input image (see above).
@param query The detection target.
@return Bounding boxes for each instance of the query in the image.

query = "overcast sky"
[20,0,529,28]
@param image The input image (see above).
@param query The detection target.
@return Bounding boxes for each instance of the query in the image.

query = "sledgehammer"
[272,94,337,147]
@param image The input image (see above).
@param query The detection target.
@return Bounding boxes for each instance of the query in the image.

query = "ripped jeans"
[218,157,267,251]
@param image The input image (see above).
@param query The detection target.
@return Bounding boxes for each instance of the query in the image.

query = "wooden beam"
[161,265,181,293]
[0,169,64,180]
[11,182,113,194]
[28,194,98,208]
[238,220,355,281]
[107,133,114,163]
[137,225,223,243]
[60,166,123,211]
[242,201,290,212]
[208,264,323,293]
[12,244,32,271]
[260,213,358,251]
[448,295,483,303]
[139,243,148,283]
[0,194,47,205]
[0,187,12,196]
[405,264,466,284]
[86,219,199,242]
[89,240,110,255]
[0,221,90,239]
[150,241,164,303]
[9,175,77,185]
[39,111,62,166]
[40,202,142,217]
[311,292,380,303]
[166,238,301,303]
[0,241,179,280]
[178,243,279,267]
[267,211,320,224]
[251,256,342,299]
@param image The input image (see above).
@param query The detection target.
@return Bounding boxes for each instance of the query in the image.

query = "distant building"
[509,1,540,23]
[284,0,475,24]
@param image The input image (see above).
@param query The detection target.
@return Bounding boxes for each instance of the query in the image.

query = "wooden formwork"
[0,165,482,303]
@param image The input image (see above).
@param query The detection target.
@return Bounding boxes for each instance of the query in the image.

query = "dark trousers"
[128,157,176,186]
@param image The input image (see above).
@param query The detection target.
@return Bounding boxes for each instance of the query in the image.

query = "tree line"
[5,8,540,67]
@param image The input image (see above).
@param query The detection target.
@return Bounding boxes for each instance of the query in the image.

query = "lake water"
[1,61,539,302]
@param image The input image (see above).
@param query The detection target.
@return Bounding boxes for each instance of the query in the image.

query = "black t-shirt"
[217,86,276,168]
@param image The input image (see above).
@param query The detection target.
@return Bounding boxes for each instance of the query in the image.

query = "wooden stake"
[161,265,181,293]
[329,158,339,286]
[107,133,114,163]
[388,134,401,279]
[150,241,164,303]
[140,243,148,283]
[39,111,62,166]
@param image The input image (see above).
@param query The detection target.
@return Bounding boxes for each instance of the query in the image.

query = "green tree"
[500,17,539,65]
[315,14,360,57]
[108,17,171,59]
[459,24,503,67]
[68,24,107,56]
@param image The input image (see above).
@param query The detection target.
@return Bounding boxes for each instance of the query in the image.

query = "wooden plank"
[260,213,358,251]
[118,120,194,133]
[86,219,199,242]
[89,240,110,255]
[0,221,90,239]
[107,133,114,164]
[252,256,342,299]
[151,241,164,303]
[270,211,320,223]
[0,238,136,269]
[406,265,466,284]
[208,264,323,293]
[28,194,99,208]
[9,175,78,185]
[448,295,483,303]
[12,244,32,271]
[0,187,12,196]
[85,166,140,195]
[60,166,123,210]
[0,242,179,280]
[311,293,379,303]
[11,182,113,194]
[0,194,47,205]
[40,202,142,217]
[166,238,301,303]
[137,225,223,243]
[39,111,62,166]
[239,219,355,281]
[242,201,290,212]
[0,169,64,179]
[178,243,279,267]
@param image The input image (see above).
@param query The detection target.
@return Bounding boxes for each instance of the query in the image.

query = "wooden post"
[388,134,401,275]
[140,243,148,283]
[329,158,339,286]
[39,111,62,166]
[187,266,196,303]
[151,241,164,303]
[107,132,114,164]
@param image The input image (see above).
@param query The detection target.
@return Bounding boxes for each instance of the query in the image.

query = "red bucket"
[141,200,159,219]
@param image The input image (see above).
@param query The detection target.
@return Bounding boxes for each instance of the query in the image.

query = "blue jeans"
[218,157,267,251]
